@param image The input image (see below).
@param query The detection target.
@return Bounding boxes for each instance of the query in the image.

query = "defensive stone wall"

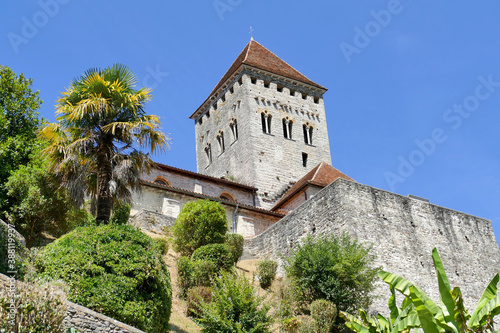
[245,178,500,313]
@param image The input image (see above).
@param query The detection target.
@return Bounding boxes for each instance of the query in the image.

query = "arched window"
[230,119,238,141]
[261,112,272,134]
[153,176,171,186]
[217,131,225,154]
[205,143,212,165]
[282,118,293,139]
[303,123,313,145]
[219,191,236,202]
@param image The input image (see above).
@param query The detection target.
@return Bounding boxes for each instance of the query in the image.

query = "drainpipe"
[233,204,240,233]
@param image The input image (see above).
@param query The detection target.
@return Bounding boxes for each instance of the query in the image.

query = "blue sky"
[2,1,500,245]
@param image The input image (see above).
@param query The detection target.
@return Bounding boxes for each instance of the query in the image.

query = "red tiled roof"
[271,162,354,211]
[153,162,257,191]
[190,40,326,119]
[140,179,284,218]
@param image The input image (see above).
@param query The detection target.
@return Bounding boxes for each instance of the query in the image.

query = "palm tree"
[41,64,169,224]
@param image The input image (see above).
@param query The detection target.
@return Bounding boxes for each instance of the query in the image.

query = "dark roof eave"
[140,180,284,218]
[153,162,257,191]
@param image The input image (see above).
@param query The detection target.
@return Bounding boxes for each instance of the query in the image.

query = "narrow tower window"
[302,153,308,167]
[264,81,270,88]
[290,89,295,96]
[251,77,257,84]
[261,113,272,134]
[303,124,313,145]
[282,118,293,139]
[205,143,212,165]
[230,119,238,141]
[217,131,225,154]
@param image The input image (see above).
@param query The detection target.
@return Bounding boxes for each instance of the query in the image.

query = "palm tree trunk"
[96,140,113,225]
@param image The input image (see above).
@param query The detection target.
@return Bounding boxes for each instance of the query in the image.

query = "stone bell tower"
[190,40,332,209]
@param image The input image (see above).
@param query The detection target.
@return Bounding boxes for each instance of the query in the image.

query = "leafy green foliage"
[186,286,213,318]
[0,66,42,216]
[192,243,235,270]
[4,148,83,247]
[377,248,500,333]
[285,233,379,313]
[41,64,170,224]
[173,199,228,256]
[35,224,172,333]
[310,299,337,333]
[194,271,273,333]
[154,237,169,255]
[0,219,27,276]
[109,203,131,225]
[256,259,278,290]
[225,233,244,263]
[0,279,66,332]
[177,256,219,298]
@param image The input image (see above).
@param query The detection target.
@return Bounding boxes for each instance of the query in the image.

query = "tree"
[172,199,228,256]
[0,66,42,216]
[41,64,169,224]
[4,146,83,247]
[285,233,379,314]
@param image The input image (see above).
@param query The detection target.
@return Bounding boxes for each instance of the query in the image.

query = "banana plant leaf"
[469,273,499,327]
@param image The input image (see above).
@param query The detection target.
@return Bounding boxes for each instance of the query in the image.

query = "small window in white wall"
[217,131,225,154]
[303,124,313,145]
[230,119,238,141]
[261,113,272,134]
[205,143,212,165]
[282,118,293,139]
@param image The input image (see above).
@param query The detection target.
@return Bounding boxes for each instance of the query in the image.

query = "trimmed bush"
[310,299,337,333]
[172,199,228,256]
[285,233,378,313]
[256,259,278,290]
[186,286,213,318]
[0,279,66,332]
[225,233,244,263]
[154,237,169,255]
[192,243,234,270]
[194,271,272,333]
[177,256,195,298]
[35,224,172,333]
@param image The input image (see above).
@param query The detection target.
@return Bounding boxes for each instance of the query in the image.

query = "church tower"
[190,40,332,209]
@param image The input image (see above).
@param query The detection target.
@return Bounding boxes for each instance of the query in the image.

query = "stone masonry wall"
[195,70,332,210]
[131,184,281,236]
[245,178,500,313]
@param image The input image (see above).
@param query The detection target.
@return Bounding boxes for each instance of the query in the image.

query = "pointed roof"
[272,162,354,211]
[191,40,326,119]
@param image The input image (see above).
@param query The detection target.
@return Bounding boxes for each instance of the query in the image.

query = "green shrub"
[192,260,219,287]
[285,233,378,313]
[35,224,172,333]
[256,259,278,290]
[194,271,272,333]
[0,279,66,332]
[192,243,234,271]
[186,286,213,318]
[154,237,169,255]
[0,219,27,276]
[177,257,218,298]
[172,199,228,256]
[224,233,244,263]
[177,256,195,298]
[109,203,131,225]
[310,299,337,333]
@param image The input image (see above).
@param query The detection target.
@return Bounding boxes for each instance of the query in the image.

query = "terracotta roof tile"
[190,40,326,119]
[271,162,354,211]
